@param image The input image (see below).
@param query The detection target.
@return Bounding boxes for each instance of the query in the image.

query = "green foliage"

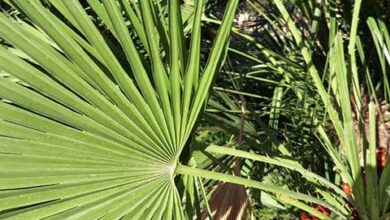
[0,0,390,219]
[253,207,296,220]
[200,0,390,219]
[0,0,239,218]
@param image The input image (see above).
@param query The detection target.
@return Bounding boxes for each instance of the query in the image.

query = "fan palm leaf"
[0,0,238,218]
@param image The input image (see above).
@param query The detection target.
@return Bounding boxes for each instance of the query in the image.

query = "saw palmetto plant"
[201,0,390,219]
[0,0,389,219]
[0,0,240,218]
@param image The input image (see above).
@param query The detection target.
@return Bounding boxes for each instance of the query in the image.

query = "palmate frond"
[0,0,238,218]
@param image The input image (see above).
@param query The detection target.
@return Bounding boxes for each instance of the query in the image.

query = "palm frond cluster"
[0,0,389,219]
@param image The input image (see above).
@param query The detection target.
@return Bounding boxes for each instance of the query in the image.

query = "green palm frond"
[0,0,238,218]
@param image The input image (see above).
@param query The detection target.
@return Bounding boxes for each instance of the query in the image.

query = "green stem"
[176,164,345,219]
[205,145,348,201]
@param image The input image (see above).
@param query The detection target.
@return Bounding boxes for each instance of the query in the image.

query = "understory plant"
[201,0,390,219]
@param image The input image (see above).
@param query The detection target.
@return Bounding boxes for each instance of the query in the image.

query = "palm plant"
[1,0,389,219]
[1,0,332,219]
[201,0,390,219]
[0,0,240,218]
